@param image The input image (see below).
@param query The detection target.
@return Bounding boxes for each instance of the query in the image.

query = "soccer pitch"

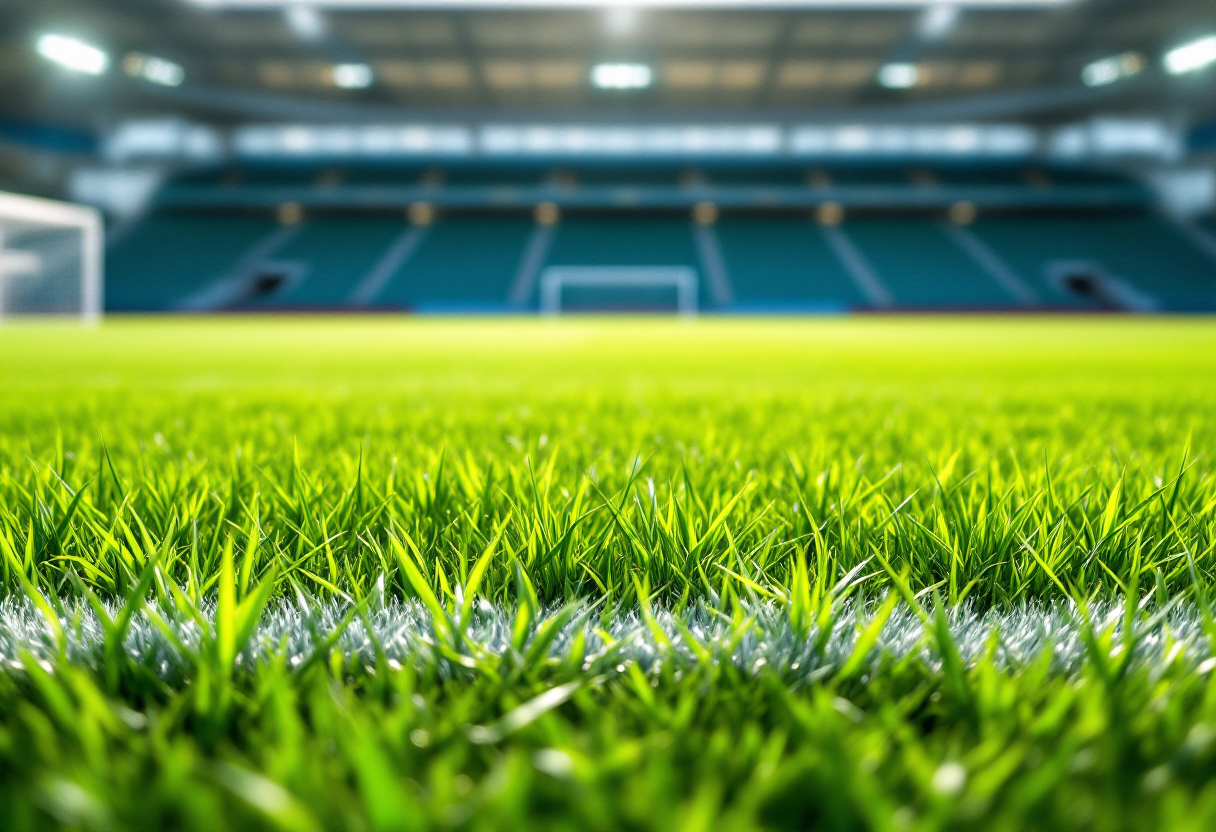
[1,317,1216,831]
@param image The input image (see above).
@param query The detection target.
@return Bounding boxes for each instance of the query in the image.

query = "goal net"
[0,192,103,323]
[539,267,698,316]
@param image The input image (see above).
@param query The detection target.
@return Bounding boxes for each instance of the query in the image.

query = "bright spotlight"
[591,63,653,90]
[331,63,374,89]
[918,4,960,40]
[37,34,109,76]
[1164,35,1216,76]
[605,7,640,36]
[285,5,327,40]
[878,63,920,89]
[124,53,185,87]
[1081,52,1143,87]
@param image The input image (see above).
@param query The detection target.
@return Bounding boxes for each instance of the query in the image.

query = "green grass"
[1,316,1216,831]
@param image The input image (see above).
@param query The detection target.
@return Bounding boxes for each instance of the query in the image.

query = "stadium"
[1,0,1216,829]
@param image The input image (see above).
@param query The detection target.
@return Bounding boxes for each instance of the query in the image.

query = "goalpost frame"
[0,191,104,324]
[539,266,699,317]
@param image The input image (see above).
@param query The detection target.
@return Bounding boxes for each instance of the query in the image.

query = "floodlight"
[591,63,653,89]
[124,53,186,87]
[918,4,960,39]
[187,1,1078,8]
[37,34,109,76]
[332,63,374,88]
[605,7,640,36]
[285,4,327,39]
[878,63,919,89]
[1164,35,1216,76]
[1081,52,1142,87]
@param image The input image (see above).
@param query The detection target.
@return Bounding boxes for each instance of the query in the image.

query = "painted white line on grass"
[2,598,1209,683]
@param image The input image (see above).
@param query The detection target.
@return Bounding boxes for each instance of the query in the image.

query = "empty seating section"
[973,216,1216,311]
[104,162,1216,313]
[705,166,809,187]
[546,217,698,269]
[715,219,864,310]
[544,216,695,267]
[844,219,1016,308]
[441,167,544,187]
[341,167,426,185]
[569,168,682,187]
[222,166,317,187]
[107,214,276,311]
[375,217,534,311]
[531,217,706,309]
[106,211,1216,313]
[242,218,407,308]
[933,167,1027,187]
[541,217,702,306]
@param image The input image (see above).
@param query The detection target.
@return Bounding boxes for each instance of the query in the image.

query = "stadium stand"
[843,219,1018,309]
[106,162,1216,314]
[107,214,277,312]
[973,216,1216,312]
[544,217,698,269]
[714,218,864,312]
[236,217,408,309]
[376,217,534,312]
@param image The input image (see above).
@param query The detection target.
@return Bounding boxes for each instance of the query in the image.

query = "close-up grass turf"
[1,317,1216,831]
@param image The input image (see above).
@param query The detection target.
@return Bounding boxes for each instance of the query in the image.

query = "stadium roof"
[2,0,1214,129]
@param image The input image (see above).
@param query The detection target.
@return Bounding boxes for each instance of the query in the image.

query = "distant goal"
[540,267,698,317]
[0,192,103,323]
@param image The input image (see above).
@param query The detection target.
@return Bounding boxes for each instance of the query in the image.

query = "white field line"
[1,598,1211,684]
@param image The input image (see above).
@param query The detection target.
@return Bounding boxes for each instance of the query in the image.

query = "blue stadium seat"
[714,218,863,311]
[567,168,683,187]
[239,217,408,309]
[341,166,428,185]
[540,216,703,307]
[105,162,1216,314]
[545,217,698,269]
[106,214,277,311]
[932,167,1027,187]
[973,216,1216,311]
[375,217,535,311]
[440,167,546,187]
[844,219,1018,308]
[701,166,805,187]
[225,166,319,187]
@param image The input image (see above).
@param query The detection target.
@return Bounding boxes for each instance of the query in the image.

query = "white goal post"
[0,191,103,323]
[539,266,698,316]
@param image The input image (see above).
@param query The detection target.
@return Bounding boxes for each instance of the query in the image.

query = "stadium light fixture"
[918,4,960,40]
[878,63,920,89]
[605,7,640,36]
[234,124,473,157]
[124,53,186,87]
[331,63,374,88]
[480,125,780,156]
[285,4,327,39]
[37,34,109,76]
[1164,35,1216,76]
[1081,52,1143,87]
[591,63,653,90]
[186,1,1078,9]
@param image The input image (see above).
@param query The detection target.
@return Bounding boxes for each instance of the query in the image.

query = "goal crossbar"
[540,266,698,316]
